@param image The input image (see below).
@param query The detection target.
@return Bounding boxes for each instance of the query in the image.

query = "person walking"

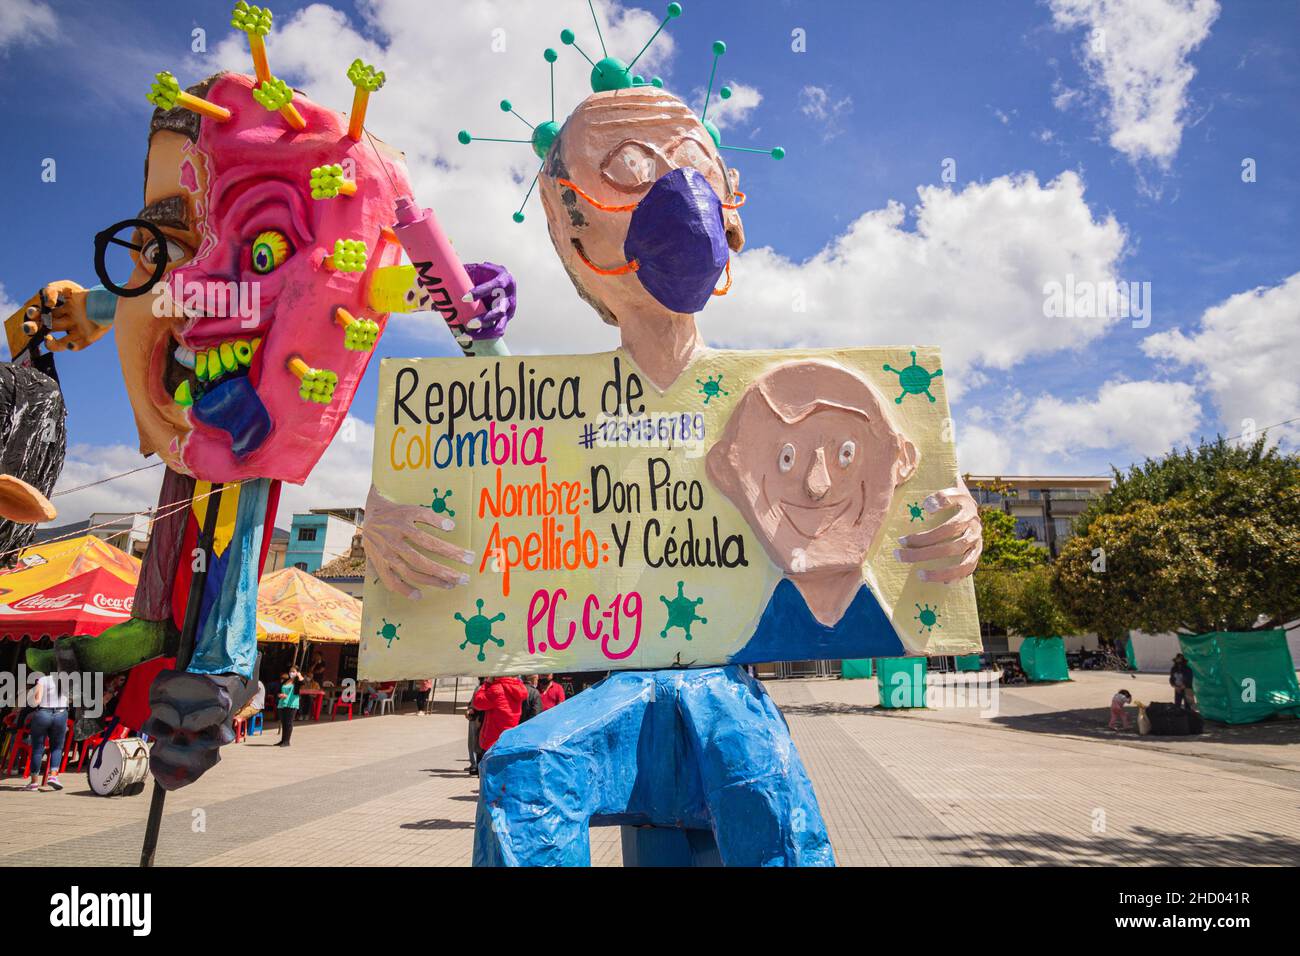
[471,676,529,756]
[520,675,542,723]
[276,668,302,747]
[538,673,566,711]
[1170,654,1197,711]
[24,670,70,791]
[466,678,486,776]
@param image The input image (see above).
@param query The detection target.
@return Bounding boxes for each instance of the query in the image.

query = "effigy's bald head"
[116,71,412,484]
[538,88,744,326]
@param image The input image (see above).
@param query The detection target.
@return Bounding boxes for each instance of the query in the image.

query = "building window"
[298,528,318,542]
[294,562,308,570]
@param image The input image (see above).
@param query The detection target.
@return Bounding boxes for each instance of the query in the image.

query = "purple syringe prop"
[389,196,507,357]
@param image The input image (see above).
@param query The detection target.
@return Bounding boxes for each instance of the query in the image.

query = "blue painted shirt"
[730,578,905,664]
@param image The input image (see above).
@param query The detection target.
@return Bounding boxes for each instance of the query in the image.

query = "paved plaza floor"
[1,671,1297,867]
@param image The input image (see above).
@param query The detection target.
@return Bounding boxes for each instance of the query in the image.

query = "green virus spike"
[309,164,351,200]
[882,351,944,404]
[346,58,386,93]
[696,373,728,404]
[660,580,707,640]
[700,40,725,122]
[252,75,294,111]
[376,617,401,648]
[562,1,680,94]
[460,47,563,222]
[455,598,507,662]
[915,603,941,636]
[906,501,926,523]
[427,487,455,518]
[231,1,272,36]
[342,317,379,351]
[146,71,182,110]
[326,238,368,272]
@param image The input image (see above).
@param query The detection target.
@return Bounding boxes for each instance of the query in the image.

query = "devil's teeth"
[174,345,196,369]
[193,338,258,382]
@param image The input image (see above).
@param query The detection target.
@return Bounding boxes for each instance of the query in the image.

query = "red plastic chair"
[331,691,355,721]
[309,694,325,721]
[232,716,246,743]
[3,728,31,777]
[76,723,128,772]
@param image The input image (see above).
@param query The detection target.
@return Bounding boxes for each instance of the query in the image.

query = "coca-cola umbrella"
[0,534,139,641]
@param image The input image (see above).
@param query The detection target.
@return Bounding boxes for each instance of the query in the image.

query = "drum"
[87,738,151,796]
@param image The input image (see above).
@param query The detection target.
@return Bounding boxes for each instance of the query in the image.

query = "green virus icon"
[907,501,925,522]
[883,351,943,404]
[696,374,729,405]
[376,618,401,648]
[915,603,941,636]
[660,581,707,640]
[456,599,506,662]
[428,488,455,518]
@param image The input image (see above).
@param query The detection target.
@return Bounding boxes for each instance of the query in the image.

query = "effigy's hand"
[362,483,475,600]
[16,281,110,353]
[461,261,516,338]
[894,477,983,583]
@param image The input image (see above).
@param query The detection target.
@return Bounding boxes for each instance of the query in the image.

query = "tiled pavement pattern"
[2,671,1297,866]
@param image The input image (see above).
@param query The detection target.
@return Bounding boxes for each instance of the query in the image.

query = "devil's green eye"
[250,230,291,274]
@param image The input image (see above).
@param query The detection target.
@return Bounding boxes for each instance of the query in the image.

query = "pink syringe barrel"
[390,195,486,345]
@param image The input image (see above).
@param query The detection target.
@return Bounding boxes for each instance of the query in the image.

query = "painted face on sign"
[114,72,411,484]
[707,360,919,575]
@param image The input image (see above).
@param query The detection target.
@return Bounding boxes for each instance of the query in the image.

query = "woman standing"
[24,670,70,791]
[413,678,433,715]
[276,667,302,747]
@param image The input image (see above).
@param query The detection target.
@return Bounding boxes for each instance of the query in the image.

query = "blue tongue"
[192,377,271,459]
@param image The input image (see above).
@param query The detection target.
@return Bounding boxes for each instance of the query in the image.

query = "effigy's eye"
[250,230,291,274]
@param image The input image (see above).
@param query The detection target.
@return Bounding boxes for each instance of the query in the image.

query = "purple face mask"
[564,166,734,314]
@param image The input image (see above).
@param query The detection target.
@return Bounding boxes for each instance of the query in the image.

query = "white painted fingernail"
[893,549,903,561]
[442,518,455,531]
[898,536,910,547]
[918,571,931,583]
[461,292,474,303]
[408,589,422,601]
[924,496,939,512]
[457,573,470,586]
[463,551,475,563]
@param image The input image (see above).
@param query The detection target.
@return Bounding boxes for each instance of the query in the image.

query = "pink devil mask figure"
[115,72,411,484]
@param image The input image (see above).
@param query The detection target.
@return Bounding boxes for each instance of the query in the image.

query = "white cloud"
[1049,0,1219,166]
[276,416,374,520]
[957,424,1013,475]
[1142,271,1300,447]
[0,283,18,360]
[798,84,853,140]
[712,171,1128,398]
[1021,379,1201,457]
[0,0,56,52]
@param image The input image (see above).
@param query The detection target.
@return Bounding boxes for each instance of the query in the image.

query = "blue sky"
[0,0,1297,519]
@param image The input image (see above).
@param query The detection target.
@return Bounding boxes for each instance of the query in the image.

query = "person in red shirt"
[471,677,529,753]
[538,674,566,711]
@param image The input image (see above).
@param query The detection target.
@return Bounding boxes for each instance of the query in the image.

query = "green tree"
[1053,438,1300,636]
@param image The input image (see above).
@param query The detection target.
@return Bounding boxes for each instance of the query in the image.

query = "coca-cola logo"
[13,592,83,611]
[91,593,133,614]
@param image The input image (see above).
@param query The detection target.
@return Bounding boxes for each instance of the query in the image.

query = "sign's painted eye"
[250,230,291,274]
[838,440,856,468]
[778,442,796,473]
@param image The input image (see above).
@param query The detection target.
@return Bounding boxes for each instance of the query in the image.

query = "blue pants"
[28,707,68,777]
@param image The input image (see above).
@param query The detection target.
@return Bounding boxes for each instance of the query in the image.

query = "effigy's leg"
[678,666,835,866]
[473,668,834,866]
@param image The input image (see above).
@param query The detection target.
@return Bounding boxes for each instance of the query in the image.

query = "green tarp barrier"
[877,657,926,708]
[841,658,873,679]
[1179,630,1300,725]
[1018,636,1070,682]
[955,654,982,672]
[1124,637,1138,671]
